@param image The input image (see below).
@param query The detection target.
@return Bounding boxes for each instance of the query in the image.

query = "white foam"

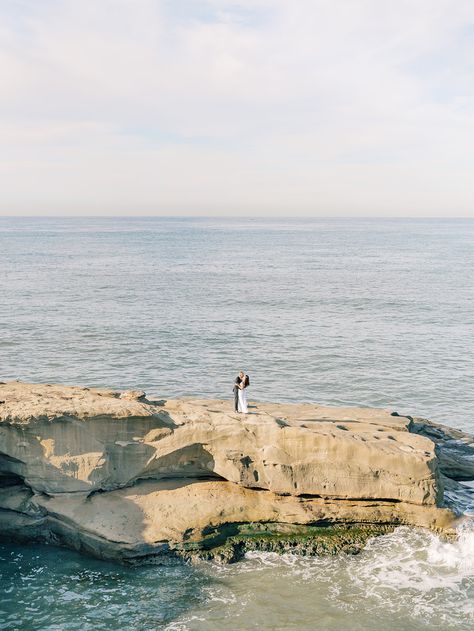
[166,523,474,630]
[427,520,474,573]
[351,522,474,590]
[339,521,474,626]
[241,523,474,625]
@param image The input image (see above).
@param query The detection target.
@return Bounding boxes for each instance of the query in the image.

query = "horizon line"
[0,214,474,220]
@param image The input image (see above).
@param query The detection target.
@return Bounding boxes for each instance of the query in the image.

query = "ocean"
[0,217,473,630]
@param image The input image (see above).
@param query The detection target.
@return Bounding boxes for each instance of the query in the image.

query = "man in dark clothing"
[233,376,240,412]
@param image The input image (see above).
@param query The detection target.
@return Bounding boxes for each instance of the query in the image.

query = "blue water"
[0,217,473,630]
[0,217,473,428]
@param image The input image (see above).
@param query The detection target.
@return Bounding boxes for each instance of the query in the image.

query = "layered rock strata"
[0,381,467,563]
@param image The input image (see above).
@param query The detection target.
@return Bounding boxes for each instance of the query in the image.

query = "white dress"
[238,381,248,413]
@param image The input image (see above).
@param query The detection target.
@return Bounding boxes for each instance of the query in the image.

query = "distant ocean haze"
[0,216,473,432]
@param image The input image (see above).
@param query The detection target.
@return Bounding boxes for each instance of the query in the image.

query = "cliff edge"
[0,381,467,563]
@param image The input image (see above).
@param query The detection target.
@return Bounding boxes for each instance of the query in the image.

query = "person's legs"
[234,387,239,412]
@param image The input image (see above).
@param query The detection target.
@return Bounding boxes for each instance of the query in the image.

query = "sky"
[0,0,474,217]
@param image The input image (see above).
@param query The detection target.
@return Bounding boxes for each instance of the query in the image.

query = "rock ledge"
[0,381,467,563]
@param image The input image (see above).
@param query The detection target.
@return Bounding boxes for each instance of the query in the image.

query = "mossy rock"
[175,522,395,564]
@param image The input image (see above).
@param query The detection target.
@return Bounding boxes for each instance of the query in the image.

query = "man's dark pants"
[233,387,239,412]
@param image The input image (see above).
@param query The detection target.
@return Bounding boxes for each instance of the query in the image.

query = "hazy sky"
[1,0,474,216]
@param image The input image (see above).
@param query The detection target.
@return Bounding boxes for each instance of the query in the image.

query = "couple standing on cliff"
[233,371,250,414]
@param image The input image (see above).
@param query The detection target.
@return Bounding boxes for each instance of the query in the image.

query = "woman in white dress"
[237,370,249,414]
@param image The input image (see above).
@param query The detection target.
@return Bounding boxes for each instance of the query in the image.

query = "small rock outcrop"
[0,381,466,564]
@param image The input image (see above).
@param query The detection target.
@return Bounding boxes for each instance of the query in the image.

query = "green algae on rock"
[175,523,397,564]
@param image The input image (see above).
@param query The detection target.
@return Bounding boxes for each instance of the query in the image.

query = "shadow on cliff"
[132,444,223,484]
[53,446,225,564]
[0,409,181,495]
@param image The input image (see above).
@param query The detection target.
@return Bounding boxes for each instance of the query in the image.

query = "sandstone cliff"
[0,381,467,563]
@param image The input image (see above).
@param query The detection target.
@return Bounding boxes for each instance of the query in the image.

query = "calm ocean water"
[0,217,473,630]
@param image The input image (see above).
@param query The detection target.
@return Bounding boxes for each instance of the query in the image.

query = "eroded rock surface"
[0,381,465,563]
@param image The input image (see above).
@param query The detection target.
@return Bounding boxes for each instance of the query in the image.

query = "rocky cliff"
[0,381,468,563]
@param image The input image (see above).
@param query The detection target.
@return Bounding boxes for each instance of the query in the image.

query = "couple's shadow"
[235,405,257,415]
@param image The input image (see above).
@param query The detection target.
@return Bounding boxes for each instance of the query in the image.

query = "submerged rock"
[0,381,466,564]
[410,417,474,481]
